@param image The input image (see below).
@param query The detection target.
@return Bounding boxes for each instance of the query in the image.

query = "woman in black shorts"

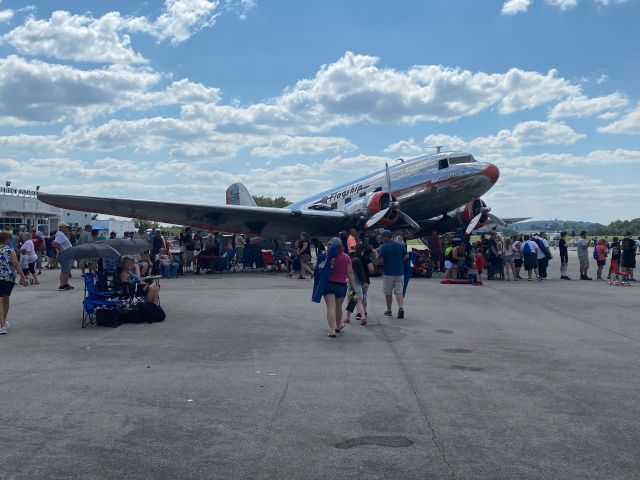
[0,231,29,335]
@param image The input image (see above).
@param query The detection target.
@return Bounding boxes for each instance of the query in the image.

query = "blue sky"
[0,0,638,223]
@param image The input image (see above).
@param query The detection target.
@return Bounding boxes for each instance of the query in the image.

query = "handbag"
[345,293,358,313]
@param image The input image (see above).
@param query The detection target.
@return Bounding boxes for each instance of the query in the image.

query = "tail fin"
[226,183,257,207]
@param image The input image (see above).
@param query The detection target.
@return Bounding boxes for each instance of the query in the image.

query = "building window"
[0,217,23,229]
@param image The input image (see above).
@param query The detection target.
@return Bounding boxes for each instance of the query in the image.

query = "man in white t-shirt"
[53,223,74,290]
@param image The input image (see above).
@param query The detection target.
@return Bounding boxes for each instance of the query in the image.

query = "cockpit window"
[449,155,475,165]
[438,158,449,170]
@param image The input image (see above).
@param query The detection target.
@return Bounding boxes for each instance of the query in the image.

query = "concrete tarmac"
[1,254,639,479]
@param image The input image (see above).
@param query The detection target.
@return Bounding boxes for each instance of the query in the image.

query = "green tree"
[133,218,160,230]
[252,195,292,208]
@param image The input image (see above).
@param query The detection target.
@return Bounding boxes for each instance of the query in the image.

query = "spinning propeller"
[465,201,507,234]
[365,164,421,230]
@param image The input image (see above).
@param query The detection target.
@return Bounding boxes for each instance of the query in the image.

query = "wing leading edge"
[38,193,348,238]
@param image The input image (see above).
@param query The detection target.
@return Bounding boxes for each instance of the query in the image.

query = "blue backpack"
[523,242,532,255]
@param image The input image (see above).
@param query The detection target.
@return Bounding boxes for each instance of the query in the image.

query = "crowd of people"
[0,221,637,337]
[422,228,639,283]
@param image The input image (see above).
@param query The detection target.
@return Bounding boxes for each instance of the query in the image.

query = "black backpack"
[138,302,166,323]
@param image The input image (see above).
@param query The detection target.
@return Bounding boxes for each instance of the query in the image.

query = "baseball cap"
[58,222,69,227]
[328,237,341,247]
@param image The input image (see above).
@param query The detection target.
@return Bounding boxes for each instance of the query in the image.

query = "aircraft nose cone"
[481,164,500,184]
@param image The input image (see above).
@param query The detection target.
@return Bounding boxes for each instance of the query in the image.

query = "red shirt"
[329,253,351,284]
[32,235,43,252]
[475,253,485,270]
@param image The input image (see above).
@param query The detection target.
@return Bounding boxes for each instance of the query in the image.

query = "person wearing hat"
[378,230,408,319]
[53,223,74,290]
[621,232,636,281]
[576,231,592,280]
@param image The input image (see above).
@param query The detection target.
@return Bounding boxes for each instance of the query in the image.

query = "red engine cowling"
[462,199,488,226]
[367,191,399,228]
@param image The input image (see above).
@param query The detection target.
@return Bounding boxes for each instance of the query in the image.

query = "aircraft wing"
[38,193,349,238]
[501,217,531,225]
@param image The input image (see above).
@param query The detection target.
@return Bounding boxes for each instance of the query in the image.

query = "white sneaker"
[0,325,7,335]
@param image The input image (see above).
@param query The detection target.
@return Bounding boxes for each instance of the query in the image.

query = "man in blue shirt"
[377,230,408,319]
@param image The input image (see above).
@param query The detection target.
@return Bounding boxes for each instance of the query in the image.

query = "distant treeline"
[510,219,640,236]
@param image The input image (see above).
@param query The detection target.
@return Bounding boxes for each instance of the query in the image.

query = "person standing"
[31,227,44,275]
[322,238,355,338]
[53,223,74,290]
[512,235,523,279]
[77,225,92,274]
[621,232,636,282]
[378,230,408,319]
[19,233,40,285]
[297,232,313,279]
[577,231,592,280]
[533,232,552,279]
[347,229,357,256]
[559,231,570,280]
[0,231,29,334]
[595,239,608,281]
[427,231,442,273]
[522,234,540,281]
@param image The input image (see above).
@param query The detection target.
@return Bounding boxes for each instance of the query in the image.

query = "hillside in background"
[510,219,640,236]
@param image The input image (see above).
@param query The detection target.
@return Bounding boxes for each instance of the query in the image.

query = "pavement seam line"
[376,319,457,480]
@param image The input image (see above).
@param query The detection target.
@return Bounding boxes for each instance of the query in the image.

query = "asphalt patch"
[334,436,414,449]
[450,365,484,372]
[442,348,473,353]
[434,329,454,334]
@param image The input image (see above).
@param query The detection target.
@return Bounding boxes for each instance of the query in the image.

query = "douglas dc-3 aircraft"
[39,151,522,240]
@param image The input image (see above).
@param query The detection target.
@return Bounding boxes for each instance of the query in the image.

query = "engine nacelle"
[462,199,489,228]
[367,191,399,228]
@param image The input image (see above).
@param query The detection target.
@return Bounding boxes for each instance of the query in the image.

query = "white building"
[0,185,93,233]
[92,218,136,236]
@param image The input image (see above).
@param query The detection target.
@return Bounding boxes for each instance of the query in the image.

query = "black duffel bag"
[118,307,143,324]
[95,308,121,328]
[138,302,166,323]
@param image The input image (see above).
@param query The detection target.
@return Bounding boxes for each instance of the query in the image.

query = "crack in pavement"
[375,319,457,480]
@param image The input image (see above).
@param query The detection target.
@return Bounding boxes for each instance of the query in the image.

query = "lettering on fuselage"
[319,183,370,204]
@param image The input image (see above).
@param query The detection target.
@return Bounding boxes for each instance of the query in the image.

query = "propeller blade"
[465,212,483,234]
[399,210,421,229]
[365,207,390,228]
[384,163,393,202]
[488,212,508,227]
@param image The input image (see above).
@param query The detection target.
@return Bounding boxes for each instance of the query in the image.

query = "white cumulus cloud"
[2,1,255,64]
[3,11,147,64]
[383,139,423,155]
[597,103,640,134]
[185,52,581,132]
[549,92,628,118]
[501,0,533,15]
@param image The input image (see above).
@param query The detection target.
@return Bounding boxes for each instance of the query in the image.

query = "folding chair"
[82,273,123,328]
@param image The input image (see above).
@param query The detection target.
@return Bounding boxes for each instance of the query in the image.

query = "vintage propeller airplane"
[38,150,523,240]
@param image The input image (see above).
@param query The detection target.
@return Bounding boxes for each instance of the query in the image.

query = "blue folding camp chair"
[82,273,123,328]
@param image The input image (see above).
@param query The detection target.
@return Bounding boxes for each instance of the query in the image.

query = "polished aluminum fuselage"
[290,152,496,228]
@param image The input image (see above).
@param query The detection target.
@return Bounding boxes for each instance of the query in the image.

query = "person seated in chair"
[196,244,223,274]
[118,257,160,304]
[157,248,179,278]
[222,241,235,270]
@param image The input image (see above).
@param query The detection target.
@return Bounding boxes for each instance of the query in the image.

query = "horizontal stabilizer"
[226,183,256,207]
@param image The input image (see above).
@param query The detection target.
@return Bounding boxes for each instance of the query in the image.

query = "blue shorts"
[323,281,347,298]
